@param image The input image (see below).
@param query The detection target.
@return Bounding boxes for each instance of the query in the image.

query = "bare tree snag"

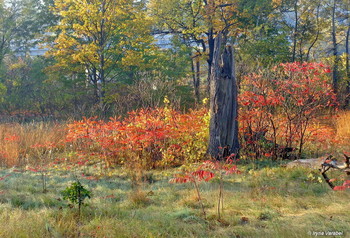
[208,33,239,159]
[320,154,350,189]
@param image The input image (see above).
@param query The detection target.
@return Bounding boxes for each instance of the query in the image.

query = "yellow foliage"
[47,0,156,75]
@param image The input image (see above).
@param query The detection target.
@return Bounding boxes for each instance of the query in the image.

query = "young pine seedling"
[61,180,91,218]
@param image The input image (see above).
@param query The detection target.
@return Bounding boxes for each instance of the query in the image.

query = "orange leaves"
[192,170,215,182]
[273,62,336,111]
[239,91,283,108]
[333,186,346,191]
[308,123,339,146]
[66,107,209,168]
[239,62,337,159]
[343,180,350,188]
[27,167,40,173]
[170,160,240,185]
[169,176,191,184]
[200,159,240,175]
[0,174,11,181]
[277,62,332,76]
[333,181,350,191]
[4,134,20,142]
[170,170,215,184]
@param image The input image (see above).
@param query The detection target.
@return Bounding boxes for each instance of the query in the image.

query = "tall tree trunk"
[98,53,107,115]
[345,24,350,107]
[190,53,200,103]
[292,0,298,62]
[206,29,215,95]
[306,2,321,61]
[88,67,100,104]
[208,33,239,159]
[331,0,339,95]
[196,57,200,99]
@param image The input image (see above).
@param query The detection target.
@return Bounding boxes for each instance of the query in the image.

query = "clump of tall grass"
[335,111,350,139]
[0,122,66,167]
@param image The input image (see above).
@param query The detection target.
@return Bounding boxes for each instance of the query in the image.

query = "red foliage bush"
[333,180,350,191]
[239,62,337,159]
[65,107,209,169]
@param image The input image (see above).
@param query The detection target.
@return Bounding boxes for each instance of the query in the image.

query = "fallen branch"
[320,154,350,189]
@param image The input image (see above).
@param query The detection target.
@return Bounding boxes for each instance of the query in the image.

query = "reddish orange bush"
[65,107,209,169]
[239,62,337,159]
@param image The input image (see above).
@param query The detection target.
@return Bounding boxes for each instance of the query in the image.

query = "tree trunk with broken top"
[208,33,239,159]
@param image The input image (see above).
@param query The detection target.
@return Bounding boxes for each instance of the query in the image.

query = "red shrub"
[65,107,209,169]
[239,62,337,159]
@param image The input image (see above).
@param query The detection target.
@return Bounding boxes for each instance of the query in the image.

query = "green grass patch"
[0,164,349,237]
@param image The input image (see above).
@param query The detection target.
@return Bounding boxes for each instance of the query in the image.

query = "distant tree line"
[0,0,349,120]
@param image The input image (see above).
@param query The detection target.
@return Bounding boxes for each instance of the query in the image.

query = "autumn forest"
[0,0,349,237]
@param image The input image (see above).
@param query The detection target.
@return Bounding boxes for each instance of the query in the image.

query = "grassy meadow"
[0,111,349,238]
[0,165,349,238]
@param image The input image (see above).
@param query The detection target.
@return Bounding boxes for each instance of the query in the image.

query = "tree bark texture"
[292,0,298,62]
[206,29,215,94]
[331,0,339,94]
[208,33,239,159]
[345,24,350,107]
[191,53,201,103]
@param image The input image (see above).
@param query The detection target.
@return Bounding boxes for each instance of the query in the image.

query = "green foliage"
[0,0,56,62]
[61,181,91,208]
[239,25,291,66]
[48,0,157,109]
[0,2,15,64]
[0,83,6,103]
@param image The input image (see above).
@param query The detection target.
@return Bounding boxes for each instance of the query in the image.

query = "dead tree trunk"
[208,33,239,159]
[345,24,350,107]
